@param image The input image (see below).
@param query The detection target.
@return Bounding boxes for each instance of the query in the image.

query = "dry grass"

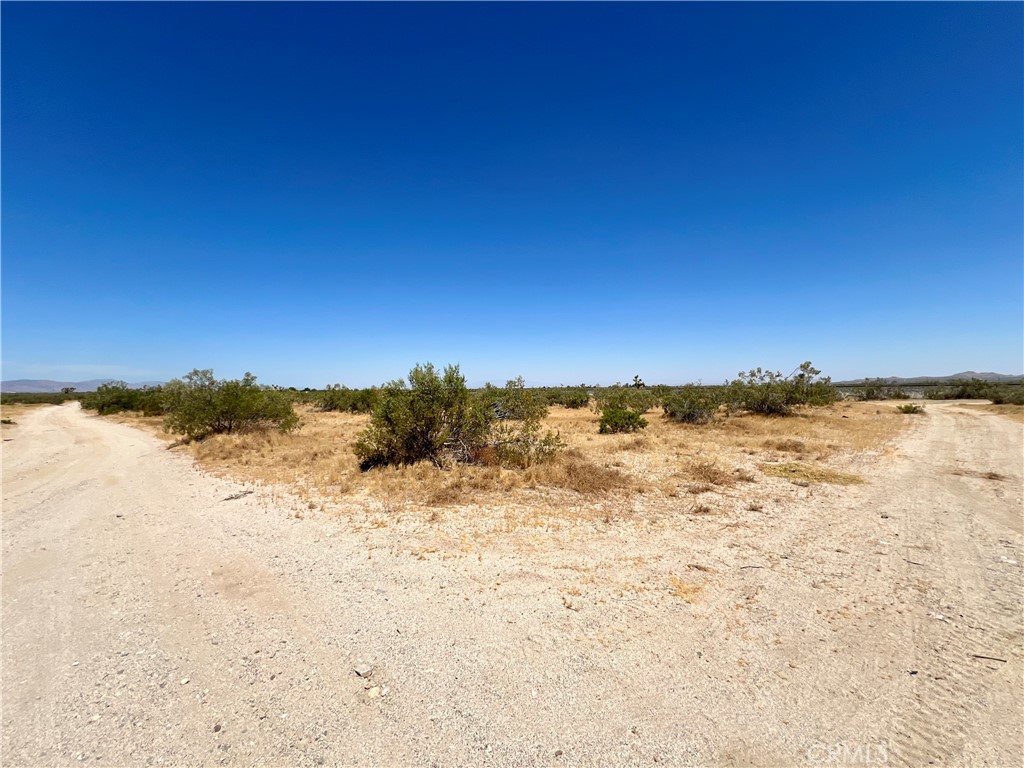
[105,400,903,518]
[759,462,864,485]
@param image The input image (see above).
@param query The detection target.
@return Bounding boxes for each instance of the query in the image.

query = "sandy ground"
[2,401,1021,767]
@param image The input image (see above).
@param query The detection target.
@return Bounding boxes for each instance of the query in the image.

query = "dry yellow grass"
[107,400,904,516]
[759,462,864,485]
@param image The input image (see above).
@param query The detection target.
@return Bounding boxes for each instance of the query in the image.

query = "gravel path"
[2,402,1021,767]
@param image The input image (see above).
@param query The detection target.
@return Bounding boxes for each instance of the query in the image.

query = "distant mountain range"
[0,378,165,393]
[835,371,1023,386]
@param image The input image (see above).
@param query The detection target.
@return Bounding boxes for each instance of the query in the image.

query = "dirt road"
[3,402,1021,766]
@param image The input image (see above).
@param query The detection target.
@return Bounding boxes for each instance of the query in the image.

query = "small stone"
[72,661,80,667]
[353,663,373,678]
[180,677,190,685]
[213,724,222,733]
[367,686,380,699]
[555,750,564,757]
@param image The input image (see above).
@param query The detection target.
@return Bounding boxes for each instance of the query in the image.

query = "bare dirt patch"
[958,402,1024,423]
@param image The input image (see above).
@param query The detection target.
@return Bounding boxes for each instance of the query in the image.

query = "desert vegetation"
[896,403,925,414]
[353,365,563,470]
[75,361,913,526]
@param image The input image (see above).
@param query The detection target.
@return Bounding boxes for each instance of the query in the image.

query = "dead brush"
[689,502,718,516]
[764,438,806,453]
[524,449,634,495]
[687,460,736,487]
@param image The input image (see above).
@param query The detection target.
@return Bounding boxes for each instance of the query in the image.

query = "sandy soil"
[2,401,1021,767]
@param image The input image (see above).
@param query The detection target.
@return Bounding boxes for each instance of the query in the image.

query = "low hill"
[1,378,164,393]
[836,372,1023,386]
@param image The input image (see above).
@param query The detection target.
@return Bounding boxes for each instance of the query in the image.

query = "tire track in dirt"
[885,406,1023,767]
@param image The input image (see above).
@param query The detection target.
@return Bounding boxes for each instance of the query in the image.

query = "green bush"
[663,385,721,424]
[82,381,140,415]
[926,378,994,400]
[595,386,654,433]
[316,385,378,413]
[477,377,548,421]
[727,362,839,416]
[162,369,298,439]
[354,364,490,470]
[542,387,590,409]
[989,386,1024,405]
[354,364,563,471]
[599,406,648,434]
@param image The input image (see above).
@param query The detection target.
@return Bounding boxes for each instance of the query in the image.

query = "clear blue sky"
[3,2,1021,387]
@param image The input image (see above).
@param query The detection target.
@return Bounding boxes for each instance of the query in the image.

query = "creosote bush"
[726,362,839,416]
[162,369,298,439]
[540,386,591,409]
[595,387,653,434]
[855,379,909,401]
[354,364,563,471]
[81,382,165,416]
[316,385,378,413]
[989,386,1024,405]
[662,386,722,424]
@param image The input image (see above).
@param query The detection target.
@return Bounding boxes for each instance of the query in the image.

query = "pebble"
[213,724,222,733]
[353,663,373,678]
[367,686,381,699]
[180,677,190,685]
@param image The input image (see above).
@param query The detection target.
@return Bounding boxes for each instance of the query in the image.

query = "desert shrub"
[599,406,648,433]
[354,365,563,471]
[136,386,167,416]
[316,385,378,413]
[855,379,908,401]
[477,377,548,421]
[896,403,925,414]
[82,381,143,415]
[162,369,298,439]
[490,419,565,468]
[595,386,653,434]
[989,386,1024,405]
[927,378,994,400]
[354,364,490,470]
[727,362,839,416]
[663,386,721,424]
[543,387,590,409]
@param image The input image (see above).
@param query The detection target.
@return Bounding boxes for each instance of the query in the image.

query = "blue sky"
[3,2,1021,387]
